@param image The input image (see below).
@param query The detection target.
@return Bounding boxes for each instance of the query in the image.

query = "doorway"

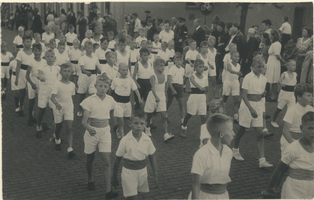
[292,7,305,42]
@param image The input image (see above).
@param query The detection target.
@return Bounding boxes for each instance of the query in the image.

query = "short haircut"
[208,36,216,42]
[262,19,272,26]
[189,39,196,45]
[23,35,32,42]
[100,36,109,43]
[302,111,314,125]
[294,83,313,100]
[252,54,265,67]
[230,51,239,57]
[284,16,288,22]
[251,25,259,29]
[194,19,201,24]
[60,63,72,71]
[85,30,93,35]
[131,109,147,121]
[161,41,168,48]
[96,73,110,85]
[206,113,232,136]
[68,24,74,29]
[153,58,166,68]
[58,41,66,47]
[194,59,204,67]
[45,49,55,56]
[285,59,296,66]
[73,39,80,44]
[18,26,24,32]
[225,22,233,30]
[85,41,93,47]
[208,99,224,115]
[25,30,33,36]
[105,51,116,59]
[233,22,240,30]
[164,20,170,25]
[32,43,42,51]
[34,33,41,37]
[174,52,182,59]
[49,38,56,44]
[140,47,150,56]
[200,41,208,48]
[118,37,126,44]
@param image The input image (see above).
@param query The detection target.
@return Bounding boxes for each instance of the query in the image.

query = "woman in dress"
[286,27,313,82]
[260,33,271,63]
[265,30,285,101]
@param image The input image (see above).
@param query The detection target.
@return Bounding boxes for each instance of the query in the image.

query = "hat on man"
[178,17,186,22]
[218,21,225,28]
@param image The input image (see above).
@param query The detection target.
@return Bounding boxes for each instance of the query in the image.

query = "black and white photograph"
[1,1,313,199]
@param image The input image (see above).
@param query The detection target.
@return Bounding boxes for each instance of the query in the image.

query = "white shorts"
[72,63,81,76]
[52,102,74,123]
[221,69,226,83]
[281,176,314,199]
[1,66,10,78]
[27,77,39,99]
[114,102,132,118]
[38,88,53,109]
[121,167,149,197]
[187,94,207,116]
[17,69,27,89]
[144,91,166,113]
[11,75,19,91]
[208,66,216,77]
[77,74,97,94]
[239,100,263,128]
[261,97,266,112]
[277,90,295,109]
[84,125,111,154]
[185,64,194,78]
[222,80,240,96]
[187,190,229,200]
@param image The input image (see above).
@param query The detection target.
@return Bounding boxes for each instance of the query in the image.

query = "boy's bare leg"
[255,127,265,159]
[100,152,112,193]
[86,152,95,182]
[65,120,73,150]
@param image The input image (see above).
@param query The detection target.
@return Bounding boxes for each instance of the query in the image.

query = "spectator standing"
[171,17,178,31]
[67,8,76,32]
[88,6,98,29]
[146,19,158,41]
[159,20,174,43]
[241,28,259,77]
[260,33,271,63]
[103,13,118,37]
[261,19,272,35]
[279,16,292,54]
[133,13,142,38]
[77,11,87,43]
[174,17,188,53]
[31,8,43,35]
[192,19,206,49]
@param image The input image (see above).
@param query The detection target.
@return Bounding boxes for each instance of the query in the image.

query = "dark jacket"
[146,25,158,41]
[31,14,43,34]
[229,31,245,62]
[192,26,206,48]
[174,24,188,43]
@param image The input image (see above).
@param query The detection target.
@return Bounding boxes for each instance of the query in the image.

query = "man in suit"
[174,17,188,53]
[30,8,43,34]
[77,11,87,43]
[146,19,158,41]
[192,19,206,49]
[241,28,260,76]
[225,25,245,62]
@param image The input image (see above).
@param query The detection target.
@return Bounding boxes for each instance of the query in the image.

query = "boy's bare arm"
[112,156,123,188]
[282,122,294,143]
[266,161,289,191]
[191,174,201,199]
[241,89,257,118]
[149,154,158,188]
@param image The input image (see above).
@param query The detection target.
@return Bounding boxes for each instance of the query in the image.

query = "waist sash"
[12,71,16,75]
[130,62,137,66]
[71,60,78,64]
[247,94,262,102]
[1,62,9,66]
[89,118,109,128]
[151,51,158,55]
[191,88,205,94]
[86,69,97,74]
[99,59,107,64]
[67,42,73,46]
[123,158,147,170]
[114,93,130,103]
[21,64,28,70]
[289,168,314,181]
[200,183,227,195]
[281,85,295,92]
[16,44,24,48]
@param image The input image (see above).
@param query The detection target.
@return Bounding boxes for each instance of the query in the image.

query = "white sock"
[259,157,266,163]
[263,128,268,132]
[55,138,61,144]
[67,147,73,153]
[36,126,42,131]
[233,148,239,153]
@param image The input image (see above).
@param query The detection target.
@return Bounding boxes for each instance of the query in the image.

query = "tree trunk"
[240,3,249,34]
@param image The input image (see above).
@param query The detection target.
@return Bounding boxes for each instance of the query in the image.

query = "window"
[186,2,198,7]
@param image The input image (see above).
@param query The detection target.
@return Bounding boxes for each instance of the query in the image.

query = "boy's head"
[32,43,42,57]
[23,35,33,48]
[194,59,205,73]
[105,51,117,64]
[118,62,129,77]
[73,39,80,49]
[153,58,166,72]
[208,99,224,115]
[18,26,24,37]
[60,35,66,43]
[100,37,109,49]
[1,41,8,52]
[189,39,197,50]
[85,41,93,54]
[93,43,100,51]
[140,40,147,48]
[138,28,145,37]
[251,54,265,75]
[200,41,208,52]
[140,47,150,61]
[95,73,110,95]
[229,43,237,52]
[146,40,153,52]
[68,24,74,32]
[161,41,168,50]
[163,20,170,31]
[153,33,159,42]
[34,33,41,42]
[85,30,93,38]
[125,35,132,44]
[45,49,55,64]
[118,37,126,51]
[130,110,147,133]
[174,52,182,66]
[60,63,72,79]
[130,39,137,49]
[56,30,63,39]
[286,59,296,72]
[230,51,240,63]
[168,40,174,49]
[108,31,114,40]
[208,36,216,47]
[294,83,313,105]
[300,111,314,143]
[206,114,234,145]
[58,42,66,53]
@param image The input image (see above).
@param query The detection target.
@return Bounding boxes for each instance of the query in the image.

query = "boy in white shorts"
[51,63,76,158]
[26,43,46,126]
[222,51,242,122]
[184,39,198,91]
[65,24,77,49]
[281,83,314,154]
[36,50,60,139]
[77,41,101,116]
[144,58,175,141]
[1,41,14,99]
[232,55,273,168]
[271,60,297,128]
[80,74,119,199]
[112,110,158,199]
[9,59,20,112]
[181,59,208,138]
[15,35,34,117]
[110,63,142,138]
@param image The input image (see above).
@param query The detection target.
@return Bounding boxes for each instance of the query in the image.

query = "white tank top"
[198,53,209,68]
[137,62,153,79]
[282,72,297,86]
[117,50,130,66]
[153,73,167,93]
[190,73,208,88]
[207,48,217,67]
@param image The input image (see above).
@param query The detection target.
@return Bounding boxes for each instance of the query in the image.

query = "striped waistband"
[71,60,78,64]
[21,64,28,70]
[99,59,107,64]
[1,62,9,66]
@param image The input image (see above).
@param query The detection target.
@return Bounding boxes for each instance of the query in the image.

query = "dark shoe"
[55,143,61,151]
[42,123,49,131]
[87,182,95,191]
[261,190,281,199]
[233,119,239,124]
[149,124,157,130]
[28,117,37,126]
[18,110,24,117]
[105,191,118,199]
[36,130,42,138]
[264,132,274,138]
[265,115,271,120]
[68,151,76,158]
